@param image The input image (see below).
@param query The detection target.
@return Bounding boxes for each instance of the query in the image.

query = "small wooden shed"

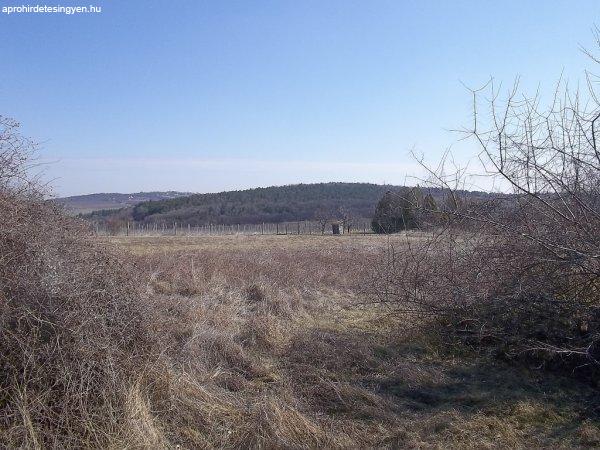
[331,222,340,235]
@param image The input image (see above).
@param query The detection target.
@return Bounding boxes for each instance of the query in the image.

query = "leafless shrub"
[367,50,600,378]
[0,118,165,447]
[0,116,39,193]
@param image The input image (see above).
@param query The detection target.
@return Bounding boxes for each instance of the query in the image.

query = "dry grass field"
[104,232,406,254]
[99,233,600,448]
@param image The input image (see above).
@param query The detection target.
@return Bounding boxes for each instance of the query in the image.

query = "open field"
[99,233,600,448]
[102,232,417,253]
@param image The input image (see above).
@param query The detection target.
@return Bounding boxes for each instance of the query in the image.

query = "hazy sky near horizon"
[2,0,600,196]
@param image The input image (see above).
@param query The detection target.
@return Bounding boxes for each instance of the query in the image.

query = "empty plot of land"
[98,233,600,448]
[101,231,428,254]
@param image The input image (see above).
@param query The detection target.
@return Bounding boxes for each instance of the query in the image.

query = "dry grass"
[93,234,600,449]
[102,233,418,255]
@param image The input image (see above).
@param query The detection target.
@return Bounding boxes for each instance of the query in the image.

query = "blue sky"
[1,0,599,196]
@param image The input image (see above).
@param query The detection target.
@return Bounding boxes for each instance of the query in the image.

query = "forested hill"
[85,182,418,226]
[55,191,191,215]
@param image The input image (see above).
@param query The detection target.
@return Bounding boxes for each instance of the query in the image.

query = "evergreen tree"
[371,189,418,234]
[423,192,438,211]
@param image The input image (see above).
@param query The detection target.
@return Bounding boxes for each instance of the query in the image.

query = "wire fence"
[92,219,374,237]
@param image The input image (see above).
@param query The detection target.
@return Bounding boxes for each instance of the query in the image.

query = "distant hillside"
[54,191,192,215]
[83,182,461,227]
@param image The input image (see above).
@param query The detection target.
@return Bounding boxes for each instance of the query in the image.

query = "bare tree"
[314,207,330,235]
[337,206,354,234]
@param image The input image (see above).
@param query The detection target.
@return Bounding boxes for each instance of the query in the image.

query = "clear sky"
[1,0,600,196]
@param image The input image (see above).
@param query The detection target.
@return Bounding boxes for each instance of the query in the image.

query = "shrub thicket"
[0,116,164,447]
[368,70,600,380]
